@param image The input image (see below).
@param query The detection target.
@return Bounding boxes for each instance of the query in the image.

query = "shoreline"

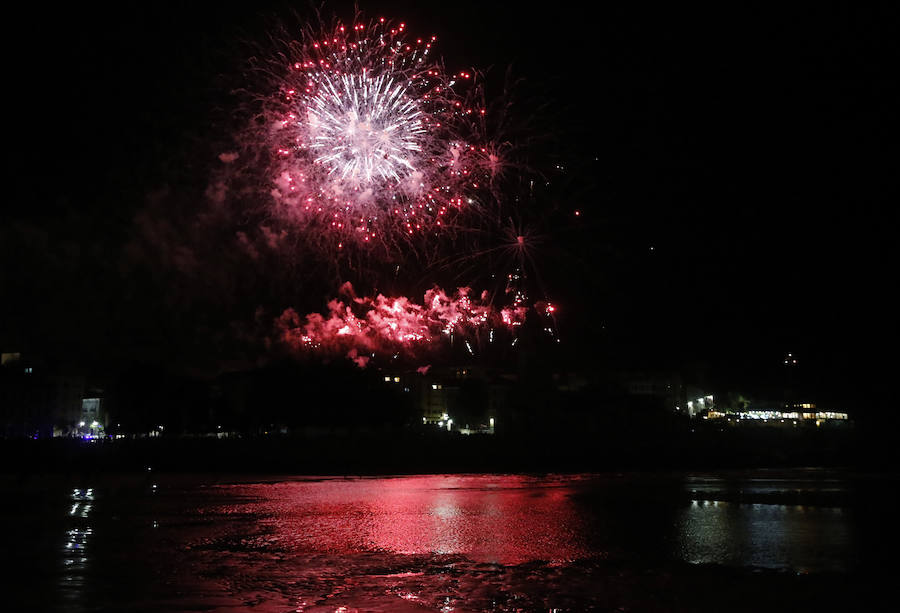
[0,425,865,475]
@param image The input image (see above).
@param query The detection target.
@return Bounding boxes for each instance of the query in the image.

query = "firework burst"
[245,15,499,258]
[274,282,533,366]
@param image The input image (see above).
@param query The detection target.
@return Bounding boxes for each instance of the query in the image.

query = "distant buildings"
[76,397,106,439]
[704,402,849,427]
[385,365,501,434]
[0,349,849,439]
[0,351,105,438]
[610,360,852,427]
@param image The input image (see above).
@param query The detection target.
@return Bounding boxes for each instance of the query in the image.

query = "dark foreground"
[0,421,862,474]
[3,471,896,611]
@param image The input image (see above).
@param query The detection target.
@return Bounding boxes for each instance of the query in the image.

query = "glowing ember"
[275,282,537,364]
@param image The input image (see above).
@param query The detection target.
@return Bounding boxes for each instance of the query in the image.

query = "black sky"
[3,2,897,412]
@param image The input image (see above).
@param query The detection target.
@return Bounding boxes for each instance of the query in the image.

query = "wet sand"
[3,472,894,611]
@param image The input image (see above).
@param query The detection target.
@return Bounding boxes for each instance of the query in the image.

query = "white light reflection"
[62,488,95,605]
[677,498,853,572]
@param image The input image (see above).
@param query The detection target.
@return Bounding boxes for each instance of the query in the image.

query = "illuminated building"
[386,365,504,434]
[77,397,106,439]
[685,394,715,418]
[421,380,447,425]
[703,403,849,426]
[0,352,87,438]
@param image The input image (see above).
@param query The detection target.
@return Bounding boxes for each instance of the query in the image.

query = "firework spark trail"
[245,16,500,257]
[308,73,425,183]
[274,283,549,365]
[221,14,566,360]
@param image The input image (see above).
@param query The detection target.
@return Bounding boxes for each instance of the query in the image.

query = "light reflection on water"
[60,488,94,610]
[205,474,857,571]
[6,472,878,611]
[677,499,854,572]
[231,475,590,565]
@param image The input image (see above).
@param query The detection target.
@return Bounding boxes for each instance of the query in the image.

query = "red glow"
[252,15,499,255]
[233,475,590,565]
[276,283,537,363]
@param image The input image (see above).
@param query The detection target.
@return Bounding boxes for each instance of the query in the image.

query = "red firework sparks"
[275,283,539,365]
[245,15,500,256]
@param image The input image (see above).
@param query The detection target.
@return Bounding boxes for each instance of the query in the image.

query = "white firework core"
[255,17,493,251]
[308,73,425,186]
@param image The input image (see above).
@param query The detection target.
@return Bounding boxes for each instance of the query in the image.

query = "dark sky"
[3,2,896,411]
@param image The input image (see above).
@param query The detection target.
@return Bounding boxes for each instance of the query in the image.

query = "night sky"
[3,2,896,414]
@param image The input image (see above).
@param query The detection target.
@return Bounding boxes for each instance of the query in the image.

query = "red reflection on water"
[244,475,588,565]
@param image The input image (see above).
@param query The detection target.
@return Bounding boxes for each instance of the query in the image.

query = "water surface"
[4,471,888,611]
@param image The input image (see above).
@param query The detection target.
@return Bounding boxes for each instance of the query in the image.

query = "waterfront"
[4,471,894,611]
